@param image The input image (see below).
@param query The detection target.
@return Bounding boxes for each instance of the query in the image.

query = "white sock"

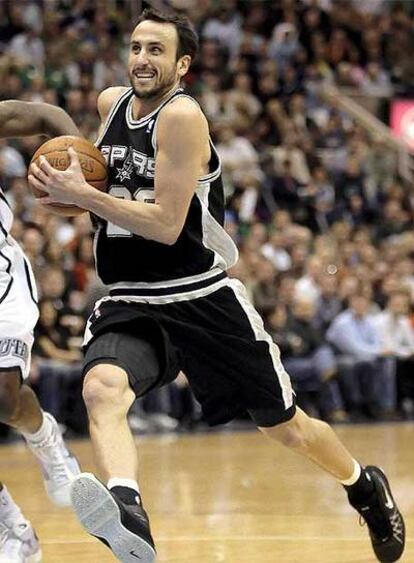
[107,478,140,495]
[0,485,23,526]
[339,459,362,486]
[22,412,53,444]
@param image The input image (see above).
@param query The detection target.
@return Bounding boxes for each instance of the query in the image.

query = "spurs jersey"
[0,187,38,379]
[94,87,238,301]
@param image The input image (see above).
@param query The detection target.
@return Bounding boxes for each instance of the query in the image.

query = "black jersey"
[94,87,238,301]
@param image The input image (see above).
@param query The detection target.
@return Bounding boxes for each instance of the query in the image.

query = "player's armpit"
[154,99,209,244]
[0,101,79,138]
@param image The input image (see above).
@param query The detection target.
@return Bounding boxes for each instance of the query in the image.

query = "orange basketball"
[30,135,107,216]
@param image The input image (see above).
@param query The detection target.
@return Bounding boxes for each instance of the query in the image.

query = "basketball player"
[0,100,81,562]
[29,9,405,563]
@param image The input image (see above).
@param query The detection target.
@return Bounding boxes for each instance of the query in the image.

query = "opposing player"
[0,101,81,562]
[29,9,405,563]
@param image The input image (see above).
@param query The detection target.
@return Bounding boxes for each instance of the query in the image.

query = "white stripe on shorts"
[228,278,294,410]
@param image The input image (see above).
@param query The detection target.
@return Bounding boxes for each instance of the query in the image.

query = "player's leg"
[0,248,80,506]
[0,481,41,563]
[81,332,161,480]
[0,366,80,507]
[257,406,354,478]
[206,279,405,563]
[83,364,138,480]
[0,370,42,433]
[70,331,163,563]
[258,409,405,563]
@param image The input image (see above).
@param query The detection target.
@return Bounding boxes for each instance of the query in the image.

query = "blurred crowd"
[0,0,414,435]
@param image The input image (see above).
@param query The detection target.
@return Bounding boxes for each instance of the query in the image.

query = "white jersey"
[0,187,13,244]
[0,187,38,378]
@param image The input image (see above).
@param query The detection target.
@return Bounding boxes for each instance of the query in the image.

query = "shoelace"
[358,504,389,540]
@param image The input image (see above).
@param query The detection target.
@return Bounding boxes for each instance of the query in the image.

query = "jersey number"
[106,186,155,237]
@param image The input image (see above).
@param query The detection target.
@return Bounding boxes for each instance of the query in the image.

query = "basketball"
[30,135,108,216]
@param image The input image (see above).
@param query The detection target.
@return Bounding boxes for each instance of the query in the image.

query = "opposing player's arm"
[0,101,80,138]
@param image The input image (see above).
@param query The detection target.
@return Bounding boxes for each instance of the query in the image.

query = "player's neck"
[131,84,180,120]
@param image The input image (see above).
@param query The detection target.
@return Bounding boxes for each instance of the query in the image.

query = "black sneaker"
[348,466,405,563]
[70,472,156,562]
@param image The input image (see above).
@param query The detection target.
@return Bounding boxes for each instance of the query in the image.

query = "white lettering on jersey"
[101,145,155,179]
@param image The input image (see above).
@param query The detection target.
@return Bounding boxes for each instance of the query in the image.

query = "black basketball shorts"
[83,278,296,427]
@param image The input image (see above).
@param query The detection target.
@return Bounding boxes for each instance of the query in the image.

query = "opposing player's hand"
[28,147,90,205]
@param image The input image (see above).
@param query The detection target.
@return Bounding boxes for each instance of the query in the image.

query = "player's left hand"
[28,147,90,205]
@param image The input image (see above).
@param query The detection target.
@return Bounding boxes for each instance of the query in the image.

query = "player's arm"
[0,101,80,138]
[30,99,208,245]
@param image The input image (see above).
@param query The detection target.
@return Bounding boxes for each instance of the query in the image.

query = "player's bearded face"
[128,22,183,100]
[128,60,178,100]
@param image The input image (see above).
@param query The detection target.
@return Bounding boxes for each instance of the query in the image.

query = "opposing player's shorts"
[0,239,38,379]
[83,277,296,427]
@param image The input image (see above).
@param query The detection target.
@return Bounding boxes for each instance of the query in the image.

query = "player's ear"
[177,55,191,77]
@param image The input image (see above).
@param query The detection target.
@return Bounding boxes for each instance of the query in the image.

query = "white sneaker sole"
[70,473,156,563]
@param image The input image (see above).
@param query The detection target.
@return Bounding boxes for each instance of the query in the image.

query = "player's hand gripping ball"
[29,135,107,216]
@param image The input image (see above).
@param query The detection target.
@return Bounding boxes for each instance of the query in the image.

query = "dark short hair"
[135,8,199,62]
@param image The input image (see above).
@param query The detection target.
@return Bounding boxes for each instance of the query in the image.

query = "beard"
[129,67,178,100]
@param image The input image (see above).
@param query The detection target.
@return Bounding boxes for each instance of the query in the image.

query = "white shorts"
[0,238,38,379]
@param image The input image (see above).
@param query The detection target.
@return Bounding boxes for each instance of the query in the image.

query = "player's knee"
[0,370,21,422]
[82,364,134,416]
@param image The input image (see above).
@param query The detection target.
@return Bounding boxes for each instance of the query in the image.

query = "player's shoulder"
[97,87,130,121]
[159,95,208,130]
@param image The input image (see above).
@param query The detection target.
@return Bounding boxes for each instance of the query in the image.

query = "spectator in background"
[216,124,262,195]
[261,230,292,272]
[271,132,310,185]
[374,292,414,417]
[7,24,45,71]
[376,200,412,240]
[327,294,395,418]
[225,72,261,128]
[294,255,324,305]
[374,294,414,361]
[202,3,242,62]
[31,298,82,423]
[93,42,128,91]
[335,158,366,205]
[268,22,299,71]
[231,173,265,224]
[252,257,278,318]
[38,264,68,311]
[0,139,26,179]
[21,225,45,272]
[270,159,302,211]
[315,274,342,334]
